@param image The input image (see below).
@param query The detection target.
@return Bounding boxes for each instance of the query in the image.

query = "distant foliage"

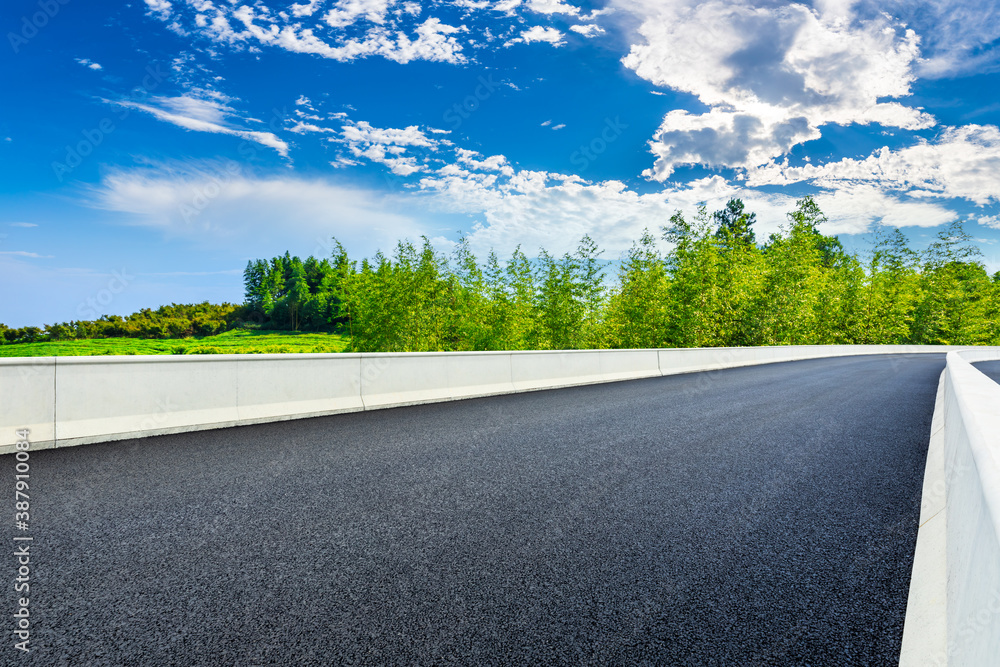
[0,302,250,345]
[238,196,1000,352]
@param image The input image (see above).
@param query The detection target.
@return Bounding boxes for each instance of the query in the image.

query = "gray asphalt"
[974,360,1000,385]
[3,354,944,666]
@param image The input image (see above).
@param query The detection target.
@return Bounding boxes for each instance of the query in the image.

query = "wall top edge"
[0,357,57,366]
[0,344,988,365]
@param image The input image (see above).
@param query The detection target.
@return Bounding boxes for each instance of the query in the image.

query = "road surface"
[3,354,945,665]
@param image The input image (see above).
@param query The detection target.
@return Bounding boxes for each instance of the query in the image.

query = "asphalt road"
[2,354,945,666]
[974,360,1000,384]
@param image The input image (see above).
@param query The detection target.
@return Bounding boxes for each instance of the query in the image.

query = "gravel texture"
[1,354,944,666]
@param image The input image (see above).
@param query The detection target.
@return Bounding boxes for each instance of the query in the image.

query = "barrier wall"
[1,345,959,454]
[900,349,1000,666]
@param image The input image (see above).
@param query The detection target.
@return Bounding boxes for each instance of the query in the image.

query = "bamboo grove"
[242,197,1000,352]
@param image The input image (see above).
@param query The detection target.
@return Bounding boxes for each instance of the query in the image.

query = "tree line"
[240,197,1000,351]
[0,302,247,345]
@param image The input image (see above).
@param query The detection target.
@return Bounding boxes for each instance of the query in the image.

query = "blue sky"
[3,0,1000,327]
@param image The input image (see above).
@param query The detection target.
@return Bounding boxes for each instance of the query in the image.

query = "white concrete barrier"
[2,354,366,452]
[901,348,1000,666]
[236,354,363,422]
[0,358,56,449]
[597,349,662,383]
[510,349,604,391]
[55,355,241,447]
[0,345,963,455]
[361,352,515,409]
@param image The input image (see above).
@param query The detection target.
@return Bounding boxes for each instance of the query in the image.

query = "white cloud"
[324,0,394,28]
[10,223,38,228]
[0,251,53,259]
[422,171,677,256]
[144,0,172,21]
[747,125,1000,206]
[90,162,426,255]
[980,215,1000,230]
[143,0,605,64]
[525,0,581,16]
[288,120,337,134]
[76,58,103,70]
[351,144,423,175]
[276,17,467,64]
[339,119,438,148]
[420,159,964,256]
[455,148,513,174]
[872,0,1000,78]
[324,110,967,257]
[159,2,469,65]
[569,24,605,37]
[505,25,565,47]
[815,185,957,233]
[550,123,566,130]
[112,92,289,157]
[335,119,441,175]
[291,0,324,18]
[618,0,933,179]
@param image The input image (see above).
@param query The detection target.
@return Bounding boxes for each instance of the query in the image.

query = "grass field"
[0,329,351,357]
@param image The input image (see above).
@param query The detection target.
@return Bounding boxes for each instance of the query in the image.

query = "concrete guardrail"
[0,344,961,454]
[901,348,1000,666]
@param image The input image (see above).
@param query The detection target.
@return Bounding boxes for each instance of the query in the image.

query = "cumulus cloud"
[279,17,467,64]
[291,0,323,18]
[324,109,964,254]
[417,159,965,256]
[330,118,445,175]
[421,170,677,256]
[144,0,612,65]
[324,0,394,27]
[872,0,1000,78]
[340,119,439,148]
[618,0,933,179]
[747,125,1000,206]
[144,0,172,21]
[76,58,102,70]
[505,25,565,47]
[569,24,605,37]
[148,1,474,65]
[525,0,582,16]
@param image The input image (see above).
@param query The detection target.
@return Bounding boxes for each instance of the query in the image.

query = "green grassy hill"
[0,330,351,357]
